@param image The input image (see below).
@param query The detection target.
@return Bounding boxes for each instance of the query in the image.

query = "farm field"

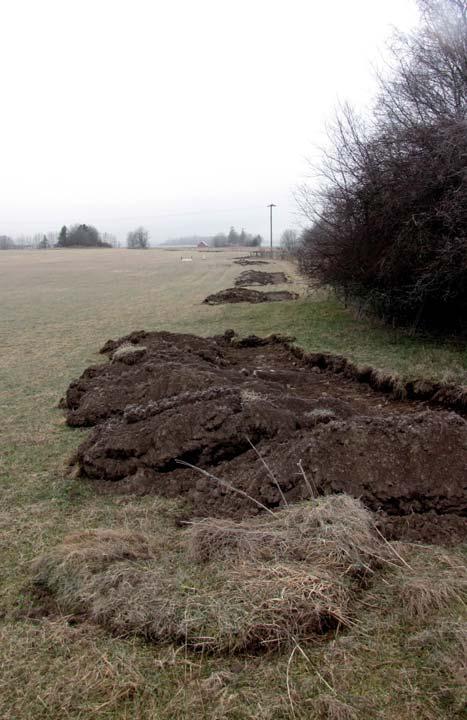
[0,248,466,720]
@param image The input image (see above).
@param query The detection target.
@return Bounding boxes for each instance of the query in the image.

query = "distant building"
[197,240,209,249]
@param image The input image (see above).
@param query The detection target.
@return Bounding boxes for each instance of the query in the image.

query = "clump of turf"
[111,343,147,364]
[30,495,397,653]
[389,546,467,618]
[187,494,385,570]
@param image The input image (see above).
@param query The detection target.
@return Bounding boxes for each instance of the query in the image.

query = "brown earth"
[233,257,270,265]
[203,288,299,304]
[234,270,289,286]
[61,330,467,544]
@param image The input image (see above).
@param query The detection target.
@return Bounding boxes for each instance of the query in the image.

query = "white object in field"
[181,256,193,262]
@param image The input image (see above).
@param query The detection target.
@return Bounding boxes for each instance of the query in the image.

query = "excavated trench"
[234,270,289,286]
[203,288,299,304]
[233,257,270,266]
[61,330,467,545]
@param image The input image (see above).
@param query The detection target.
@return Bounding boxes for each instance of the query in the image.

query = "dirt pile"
[233,257,270,266]
[234,270,289,286]
[203,288,299,304]
[61,330,467,543]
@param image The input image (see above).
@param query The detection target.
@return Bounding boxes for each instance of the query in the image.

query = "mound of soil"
[203,288,299,304]
[235,270,289,286]
[62,330,467,544]
[234,257,270,266]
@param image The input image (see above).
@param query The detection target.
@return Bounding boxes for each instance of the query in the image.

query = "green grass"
[0,248,466,719]
[215,296,467,384]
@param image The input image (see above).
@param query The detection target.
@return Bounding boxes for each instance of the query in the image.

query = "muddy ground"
[203,288,299,304]
[233,257,270,266]
[234,270,289,286]
[61,330,467,544]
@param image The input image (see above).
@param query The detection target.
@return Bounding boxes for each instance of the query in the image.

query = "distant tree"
[228,226,239,245]
[56,224,108,247]
[127,226,149,249]
[280,229,300,254]
[57,225,67,247]
[0,235,15,250]
[67,224,104,247]
[38,235,49,249]
[211,229,262,247]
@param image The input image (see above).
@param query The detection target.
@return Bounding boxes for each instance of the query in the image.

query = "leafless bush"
[127,226,149,249]
[297,0,467,330]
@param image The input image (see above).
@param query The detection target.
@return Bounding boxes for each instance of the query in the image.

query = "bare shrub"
[297,0,467,331]
[127,227,149,249]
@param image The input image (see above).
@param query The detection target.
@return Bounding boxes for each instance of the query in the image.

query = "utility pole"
[267,203,276,255]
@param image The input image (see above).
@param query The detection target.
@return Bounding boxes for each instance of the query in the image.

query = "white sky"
[0,0,419,244]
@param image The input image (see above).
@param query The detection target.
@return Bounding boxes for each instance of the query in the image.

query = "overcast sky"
[0,0,420,244]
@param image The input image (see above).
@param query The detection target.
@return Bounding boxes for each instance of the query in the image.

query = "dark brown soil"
[234,270,289,286]
[203,288,299,304]
[234,258,270,266]
[62,330,467,544]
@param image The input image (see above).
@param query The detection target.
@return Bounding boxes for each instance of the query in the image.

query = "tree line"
[0,225,263,250]
[212,227,262,247]
[0,225,151,249]
[56,225,115,248]
[0,232,61,250]
[0,226,120,250]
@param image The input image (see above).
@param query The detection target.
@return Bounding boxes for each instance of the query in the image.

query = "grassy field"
[0,248,466,719]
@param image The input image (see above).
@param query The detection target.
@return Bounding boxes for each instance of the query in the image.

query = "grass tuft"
[391,547,467,619]
[30,495,394,653]
[312,694,359,720]
[187,494,387,572]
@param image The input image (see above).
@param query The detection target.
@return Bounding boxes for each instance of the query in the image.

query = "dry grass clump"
[188,494,391,573]
[213,561,350,651]
[437,623,467,714]
[111,343,146,363]
[391,547,467,619]
[32,528,155,576]
[312,694,359,720]
[29,496,395,653]
[75,559,349,652]
[75,563,188,643]
[31,529,157,613]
